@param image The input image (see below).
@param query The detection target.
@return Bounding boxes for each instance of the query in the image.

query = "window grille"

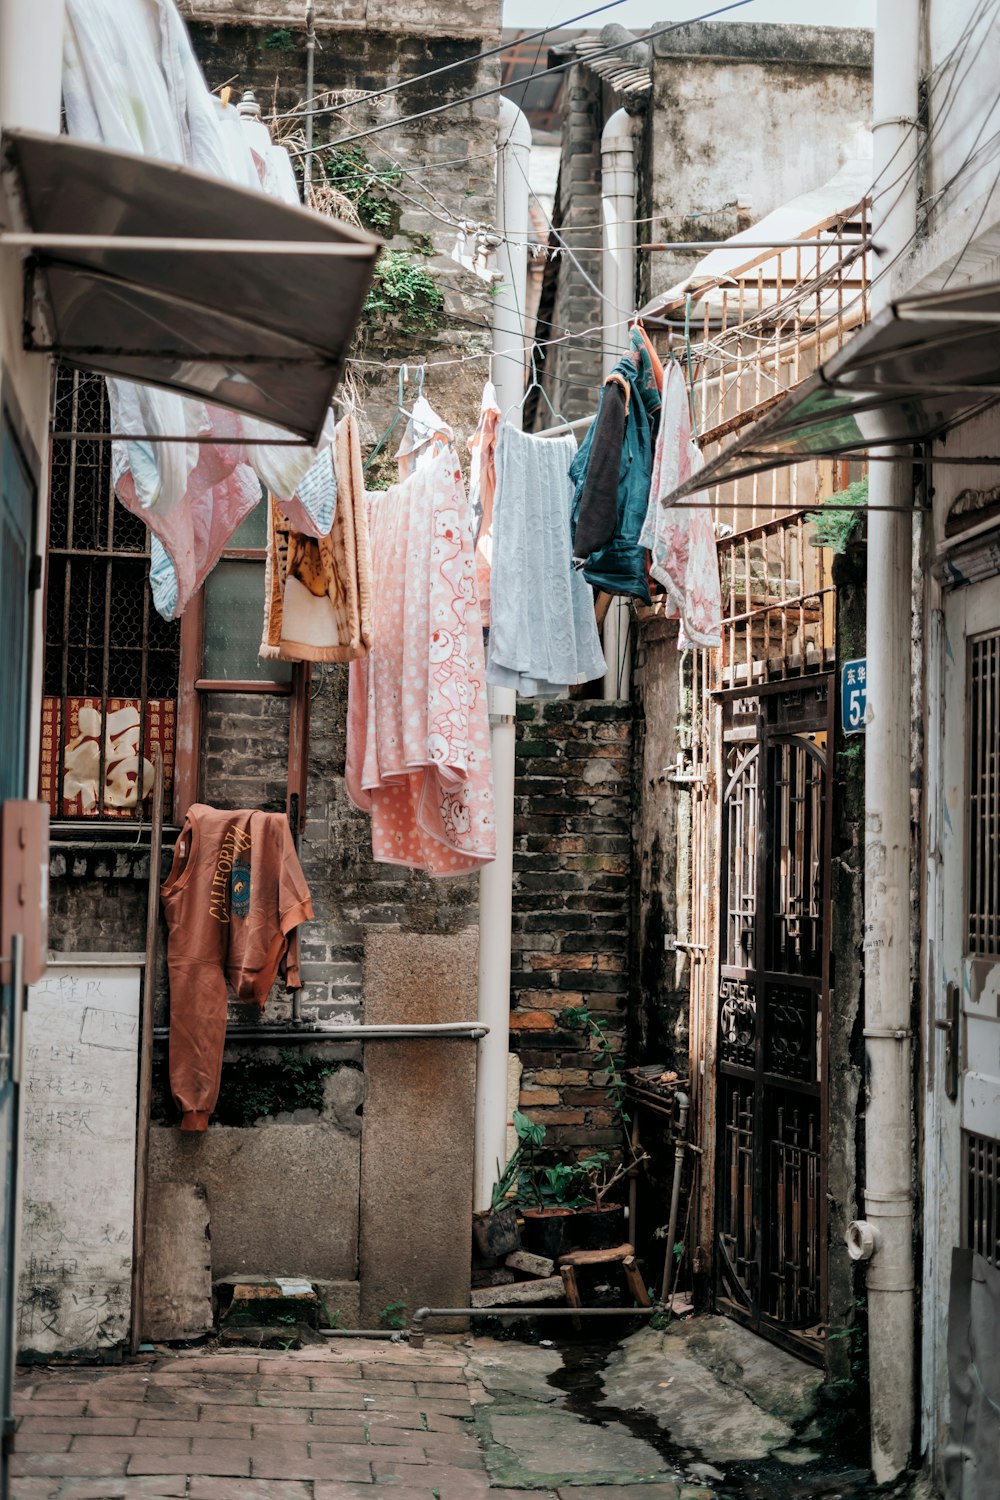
[967,631,1000,955]
[41,367,180,819]
[966,1131,1000,1266]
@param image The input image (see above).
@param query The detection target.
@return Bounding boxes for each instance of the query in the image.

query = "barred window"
[42,367,309,831]
[42,368,181,821]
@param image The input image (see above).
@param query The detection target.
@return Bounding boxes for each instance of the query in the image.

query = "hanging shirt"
[570,327,662,602]
[638,362,723,649]
[486,424,607,698]
[345,399,496,876]
[161,806,314,1131]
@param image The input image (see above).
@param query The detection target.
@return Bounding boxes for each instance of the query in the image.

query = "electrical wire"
[265,0,634,123]
[287,1,755,158]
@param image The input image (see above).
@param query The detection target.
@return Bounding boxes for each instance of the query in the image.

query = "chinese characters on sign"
[841,657,867,735]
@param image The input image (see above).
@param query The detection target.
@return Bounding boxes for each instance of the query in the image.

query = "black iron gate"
[714,678,832,1362]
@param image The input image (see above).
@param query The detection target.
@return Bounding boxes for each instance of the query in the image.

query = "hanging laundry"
[570,326,662,602]
[638,362,723,649]
[345,399,496,876]
[161,806,314,1131]
[261,415,374,663]
[61,0,336,620]
[468,382,502,626]
[486,425,607,697]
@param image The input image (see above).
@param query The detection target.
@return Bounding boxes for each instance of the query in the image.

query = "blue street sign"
[841,657,867,735]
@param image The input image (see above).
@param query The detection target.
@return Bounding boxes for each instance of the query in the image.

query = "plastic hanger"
[363,363,425,474]
[501,347,568,430]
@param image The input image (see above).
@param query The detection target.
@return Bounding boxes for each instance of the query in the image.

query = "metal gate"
[714,677,832,1362]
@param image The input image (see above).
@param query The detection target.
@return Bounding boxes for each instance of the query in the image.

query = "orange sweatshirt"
[161,805,314,1131]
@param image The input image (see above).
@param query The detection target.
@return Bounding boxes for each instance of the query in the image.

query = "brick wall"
[510,700,633,1157]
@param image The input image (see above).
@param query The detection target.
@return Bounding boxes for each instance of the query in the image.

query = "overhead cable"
[287,0,755,158]
[266,0,633,123]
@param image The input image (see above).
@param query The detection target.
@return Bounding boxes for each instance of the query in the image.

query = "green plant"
[364,251,444,342]
[491,1108,544,1210]
[211,1050,336,1127]
[378,1301,407,1331]
[561,1007,629,1126]
[818,1297,870,1463]
[321,145,402,235]
[807,477,868,553]
[262,28,296,50]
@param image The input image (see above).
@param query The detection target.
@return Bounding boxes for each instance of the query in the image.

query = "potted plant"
[471,1109,540,1261]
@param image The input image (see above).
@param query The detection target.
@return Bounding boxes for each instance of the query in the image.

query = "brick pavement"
[11,1341,707,1500]
[11,1339,489,1500]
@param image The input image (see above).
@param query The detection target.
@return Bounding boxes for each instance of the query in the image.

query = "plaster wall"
[923,0,1000,231]
[646,24,873,293]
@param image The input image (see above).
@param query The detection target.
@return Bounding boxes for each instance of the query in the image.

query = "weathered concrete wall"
[181,0,499,42]
[510,700,633,1158]
[358,929,477,1328]
[645,23,872,295]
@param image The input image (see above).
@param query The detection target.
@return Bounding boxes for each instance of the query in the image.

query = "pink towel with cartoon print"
[346,398,496,876]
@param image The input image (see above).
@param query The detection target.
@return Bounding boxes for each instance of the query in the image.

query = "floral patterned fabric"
[345,400,496,875]
[639,362,723,650]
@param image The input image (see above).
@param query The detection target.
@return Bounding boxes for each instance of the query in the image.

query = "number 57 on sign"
[841,657,867,735]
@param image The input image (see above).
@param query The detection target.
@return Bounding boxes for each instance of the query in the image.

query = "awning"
[660,280,1000,502]
[0,129,382,445]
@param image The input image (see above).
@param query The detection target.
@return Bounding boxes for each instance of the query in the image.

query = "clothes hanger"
[501,347,569,431]
[362,364,424,473]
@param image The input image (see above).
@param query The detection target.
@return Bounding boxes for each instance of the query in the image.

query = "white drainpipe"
[847,0,921,1481]
[473,96,530,1214]
[600,108,640,700]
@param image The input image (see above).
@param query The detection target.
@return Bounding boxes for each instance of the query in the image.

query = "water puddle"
[544,1338,886,1500]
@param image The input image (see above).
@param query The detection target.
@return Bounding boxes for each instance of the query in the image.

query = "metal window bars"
[41,367,181,821]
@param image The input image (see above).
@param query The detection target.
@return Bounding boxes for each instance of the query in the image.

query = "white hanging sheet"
[62,0,335,618]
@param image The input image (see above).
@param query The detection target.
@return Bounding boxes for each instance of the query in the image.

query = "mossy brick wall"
[510,700,633,1156]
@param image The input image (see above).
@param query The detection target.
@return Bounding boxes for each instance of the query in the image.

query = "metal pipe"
[303,3,316,203]
[409,1304,660,1348]
[474,96,530,1216]
[659,1091,690,1306]
[600,107,640,700]
[130,747,165,1355]
[859,0,920,1481]
[152,1022,489,1043]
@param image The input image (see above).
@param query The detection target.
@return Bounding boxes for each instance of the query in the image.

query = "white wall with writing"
[18,960,141,1355]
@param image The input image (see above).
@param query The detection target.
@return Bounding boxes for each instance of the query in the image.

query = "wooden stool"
[558,1242,652,1327]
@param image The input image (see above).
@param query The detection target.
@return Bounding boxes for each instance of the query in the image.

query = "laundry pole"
[600,108,640,700]
[852,0,920,1481]
[473,96,530,1214]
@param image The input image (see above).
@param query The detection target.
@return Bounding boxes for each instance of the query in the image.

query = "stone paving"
[10,1338,709,1500]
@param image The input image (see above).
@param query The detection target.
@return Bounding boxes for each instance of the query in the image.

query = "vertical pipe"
[303,3,316,205]
[473,97,531,1214]
[600,109,640,701]
[861,0,920,1481]
[130,747,165,1355]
